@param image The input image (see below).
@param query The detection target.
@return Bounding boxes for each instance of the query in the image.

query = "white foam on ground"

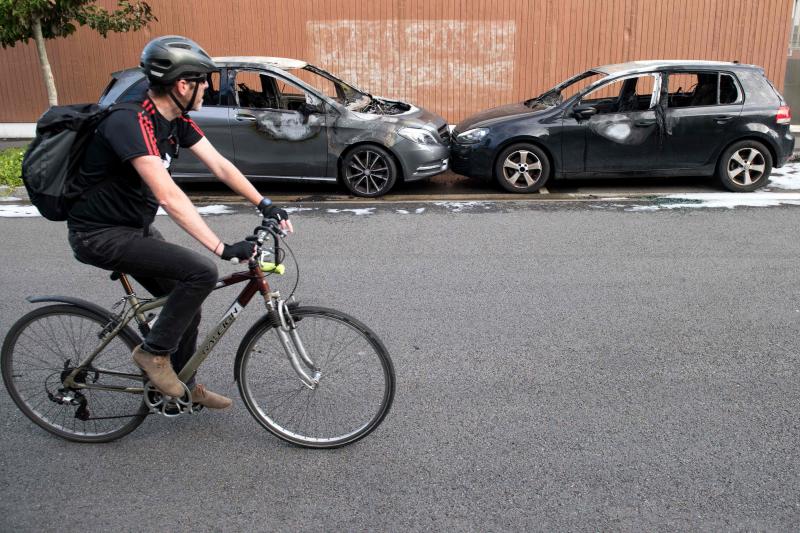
[286,207,316,213]
[326,207,375,216]
[0,196,22,202]
[396,207,426,214]
[0,205,41,217]
[197,205,235,215]
[627,192,800,211]
[434,201,493,213]
[156,205,234,216]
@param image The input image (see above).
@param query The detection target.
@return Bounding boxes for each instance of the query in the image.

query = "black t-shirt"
[67,97,204,232]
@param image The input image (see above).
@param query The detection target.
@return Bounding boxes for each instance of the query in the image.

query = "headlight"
[397,127,439,146]
[456,128,489,144]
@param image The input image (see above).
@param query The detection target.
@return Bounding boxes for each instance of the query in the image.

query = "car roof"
[594,60,760,75]
[212,56,307,70]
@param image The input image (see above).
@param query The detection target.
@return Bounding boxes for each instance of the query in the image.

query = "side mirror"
[573,104,598,119]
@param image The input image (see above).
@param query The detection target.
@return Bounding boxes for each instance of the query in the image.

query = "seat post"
[110,271,136,296]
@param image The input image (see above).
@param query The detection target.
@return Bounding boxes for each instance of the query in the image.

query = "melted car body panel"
[253,110,323,141]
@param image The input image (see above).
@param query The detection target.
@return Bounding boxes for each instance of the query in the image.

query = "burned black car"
[100,57,450,197]
[451,60,794,193]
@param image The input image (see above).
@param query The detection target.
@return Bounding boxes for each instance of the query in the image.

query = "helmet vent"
[169,43,192,50]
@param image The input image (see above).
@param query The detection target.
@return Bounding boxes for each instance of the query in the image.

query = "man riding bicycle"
[67,35,292,410]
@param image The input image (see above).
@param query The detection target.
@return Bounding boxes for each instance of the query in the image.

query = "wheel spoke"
[750,163,765,174]
[508,171,520,184]
[522,171,535,186]
[518,150,530,164]
[728,166,744,178]
[745,149,758,164]
[742,169,753,185]
[530,161,542,171]
[351,154,367,171]
[732,152,747,167]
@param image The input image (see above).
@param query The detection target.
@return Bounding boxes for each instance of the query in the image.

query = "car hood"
[349,97,447,132]
[455,102,549,131]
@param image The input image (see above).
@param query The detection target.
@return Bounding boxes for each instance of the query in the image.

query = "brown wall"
[0,0,793,123]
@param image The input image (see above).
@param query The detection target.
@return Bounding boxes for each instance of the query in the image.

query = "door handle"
[634,120,655,127]
[235,112,257,122]
[714,115,733,123]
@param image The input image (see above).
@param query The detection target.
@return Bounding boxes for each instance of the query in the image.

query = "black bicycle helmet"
[140,35,216,86]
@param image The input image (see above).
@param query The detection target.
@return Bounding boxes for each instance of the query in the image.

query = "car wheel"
[341,145,398,197]
[494,143,551,193]
[716,140,772,192]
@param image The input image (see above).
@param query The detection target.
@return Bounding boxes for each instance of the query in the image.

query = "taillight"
[777,105,791,125]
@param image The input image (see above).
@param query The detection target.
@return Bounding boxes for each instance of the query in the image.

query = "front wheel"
[340,145,398,197]
[494,143,551,193]
[236,306,395,448]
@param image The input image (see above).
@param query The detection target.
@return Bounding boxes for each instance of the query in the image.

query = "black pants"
[68,225,218,382]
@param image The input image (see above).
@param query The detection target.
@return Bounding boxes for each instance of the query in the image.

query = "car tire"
[494,143,551,193]
[716,140,773,192]
[340,145,398,197]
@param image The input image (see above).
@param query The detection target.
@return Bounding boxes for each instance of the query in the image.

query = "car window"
[272,75,321,111]
[118,77,148,103]
[580,74,657,114]
[202,71,222,106]
[719,74,741,105]
[233,70,278,109]
[288,69,339,100]
[666,72,740,108]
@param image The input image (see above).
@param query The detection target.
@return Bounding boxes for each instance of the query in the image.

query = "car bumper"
[450,141,494,180]
[776,129,795,167]
[394,140,450,181]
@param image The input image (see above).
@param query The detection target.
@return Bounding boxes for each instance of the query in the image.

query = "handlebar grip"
[229,258,240,265]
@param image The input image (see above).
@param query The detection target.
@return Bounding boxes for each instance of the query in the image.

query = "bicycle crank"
[143,381,195,417]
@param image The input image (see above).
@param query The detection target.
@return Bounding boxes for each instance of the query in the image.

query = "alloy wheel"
[346,150,391,196]
[727,148,766,186]
[501,149,543,189]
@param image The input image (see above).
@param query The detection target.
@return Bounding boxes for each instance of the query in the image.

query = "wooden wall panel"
[0,0,792,123]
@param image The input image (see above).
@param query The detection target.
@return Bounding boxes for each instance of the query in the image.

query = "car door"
[570,73,666,173]
[662,71,745,169]
[171,70,235,178]
[229,69,330,179]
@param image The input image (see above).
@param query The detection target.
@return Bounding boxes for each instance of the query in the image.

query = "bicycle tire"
[1,304,148,443]
[236,306,395,448]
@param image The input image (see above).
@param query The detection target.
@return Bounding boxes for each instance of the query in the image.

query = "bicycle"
[1,217,395,448]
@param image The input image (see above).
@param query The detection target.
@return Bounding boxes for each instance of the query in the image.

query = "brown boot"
[132,345,185,398]
[190,384,233,410]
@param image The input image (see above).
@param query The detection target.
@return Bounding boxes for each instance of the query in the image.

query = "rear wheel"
[237,306,395,448]
[341,145,398,197]
[716,140,772,192]
[1,305,147,443]
[494,143,551,193]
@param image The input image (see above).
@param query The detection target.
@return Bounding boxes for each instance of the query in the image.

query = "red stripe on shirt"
[138,112,158,156]
[182,116,204,136]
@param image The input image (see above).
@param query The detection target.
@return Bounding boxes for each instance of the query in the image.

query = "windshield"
[291,64,369,107]
[524,70,607,107]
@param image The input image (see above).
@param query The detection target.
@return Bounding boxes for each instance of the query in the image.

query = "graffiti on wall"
[307,20,516,115]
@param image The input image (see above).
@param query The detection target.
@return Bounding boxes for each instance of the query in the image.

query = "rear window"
[666,72,742,108]
[118,77,148,103]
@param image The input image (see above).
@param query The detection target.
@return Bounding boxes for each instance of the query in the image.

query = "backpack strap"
[74,102,153,201]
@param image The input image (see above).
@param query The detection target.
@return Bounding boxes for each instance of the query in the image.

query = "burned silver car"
[99,57,450,197]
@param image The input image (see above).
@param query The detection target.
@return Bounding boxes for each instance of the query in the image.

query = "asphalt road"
[1,201,799,531]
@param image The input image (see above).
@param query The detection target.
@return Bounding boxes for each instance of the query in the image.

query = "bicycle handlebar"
[229,217,286,265]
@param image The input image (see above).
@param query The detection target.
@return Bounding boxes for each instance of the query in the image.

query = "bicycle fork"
[268,295,321,389]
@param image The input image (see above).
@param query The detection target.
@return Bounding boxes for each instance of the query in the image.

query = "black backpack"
[22,102,141,221]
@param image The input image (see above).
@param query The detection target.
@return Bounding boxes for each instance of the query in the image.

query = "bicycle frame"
[63,263,283,394]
